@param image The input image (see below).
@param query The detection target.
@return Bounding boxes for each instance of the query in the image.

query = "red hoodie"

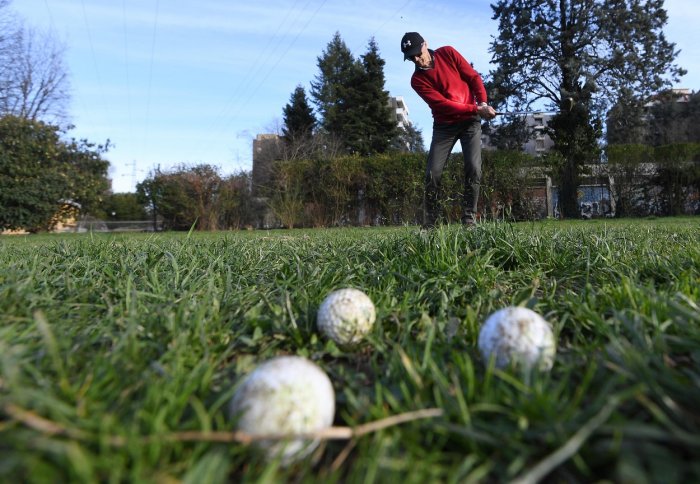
[410,46,488,125]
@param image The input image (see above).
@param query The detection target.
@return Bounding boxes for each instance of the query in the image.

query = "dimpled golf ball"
[229,356,335,464]
[478,306,556,371]
[317,288,376,345]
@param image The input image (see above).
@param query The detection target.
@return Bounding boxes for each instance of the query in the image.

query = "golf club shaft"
[495,110,559,116]
[495,97,575,116]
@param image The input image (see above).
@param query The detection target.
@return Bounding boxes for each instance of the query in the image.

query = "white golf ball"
[317,288,376,345]
[229,356,335,464]
[478,306,556,371]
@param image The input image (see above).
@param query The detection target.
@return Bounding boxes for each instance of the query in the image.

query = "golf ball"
[478,306,556,371]
[317,288,376,345]
[229,356,335,464]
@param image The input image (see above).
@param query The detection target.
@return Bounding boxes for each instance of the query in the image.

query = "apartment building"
[522,113,555,155]
[389,96,410,129]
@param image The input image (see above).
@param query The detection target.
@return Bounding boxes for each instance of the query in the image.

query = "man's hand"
[477,103,496,120]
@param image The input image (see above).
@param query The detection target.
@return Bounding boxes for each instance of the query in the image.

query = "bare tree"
[0,2,70,123]
[0,0,17,107]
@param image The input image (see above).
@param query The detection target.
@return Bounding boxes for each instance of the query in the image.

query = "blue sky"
[11,0,699,193]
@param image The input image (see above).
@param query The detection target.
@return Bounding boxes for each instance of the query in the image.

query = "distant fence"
[74,219,163,233]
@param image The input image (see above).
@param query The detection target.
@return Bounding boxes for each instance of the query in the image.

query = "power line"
[140,0,160,187]
[236,0,328,116]
[41,0,55,29]
[122,0,133,146]
[351,0,413,53]
[187,0,327,161]
[193,0,312,141]
[119,0,141,191]
[192,0,329,162]
[80,0,112,123]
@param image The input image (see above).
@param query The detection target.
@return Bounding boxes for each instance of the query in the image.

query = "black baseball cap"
[401,32,424,60]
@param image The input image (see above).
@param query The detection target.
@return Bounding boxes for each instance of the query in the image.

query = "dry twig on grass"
[5,403,444,447]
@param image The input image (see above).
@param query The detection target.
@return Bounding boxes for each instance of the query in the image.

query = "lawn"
[1,218,699,483]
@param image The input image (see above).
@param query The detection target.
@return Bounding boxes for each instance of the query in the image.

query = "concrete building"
[389,96,410,128]
[482,112,555,155]
[251,133,282,196]
[644,87,693,107]
[522,113,555,156]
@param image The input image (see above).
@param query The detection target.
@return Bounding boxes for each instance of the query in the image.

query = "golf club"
[495,97,574,116]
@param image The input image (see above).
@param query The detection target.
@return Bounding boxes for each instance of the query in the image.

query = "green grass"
[1,218,699,483]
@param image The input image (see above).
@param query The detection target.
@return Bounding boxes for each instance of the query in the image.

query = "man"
[401,32,496,227]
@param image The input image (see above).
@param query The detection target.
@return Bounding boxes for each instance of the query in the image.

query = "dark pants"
[424,118,482,225]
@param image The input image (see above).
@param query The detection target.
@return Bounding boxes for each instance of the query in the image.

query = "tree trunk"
[558,158,580,218]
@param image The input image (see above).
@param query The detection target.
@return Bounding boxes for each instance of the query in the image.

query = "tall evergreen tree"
[489,0,685,218]
[310,34,400,155]
[310,32,361,151]
[282,85,316,145]
[606,87,649,145]
[392,122,426,153]
[354,38,398,155]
